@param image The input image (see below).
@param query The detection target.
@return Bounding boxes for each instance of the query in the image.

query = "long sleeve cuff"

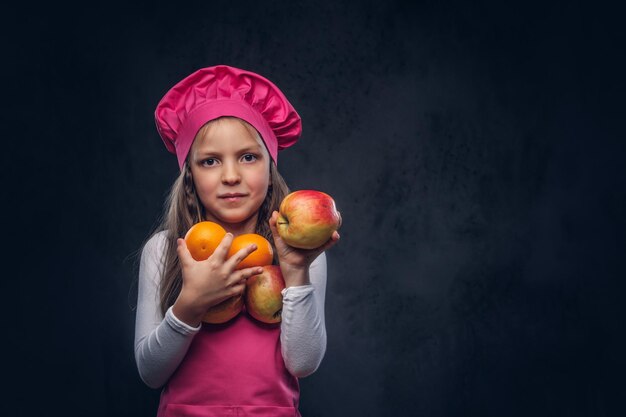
[166,305,202,335]
[135,306,201,389]
[281,284,315,300]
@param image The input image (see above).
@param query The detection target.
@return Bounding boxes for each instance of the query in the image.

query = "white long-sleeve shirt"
[134,230,328,389]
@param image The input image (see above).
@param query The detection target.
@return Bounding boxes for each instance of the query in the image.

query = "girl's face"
[189,118,271,235]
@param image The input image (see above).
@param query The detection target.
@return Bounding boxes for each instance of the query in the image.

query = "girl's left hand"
[269,210,341,271]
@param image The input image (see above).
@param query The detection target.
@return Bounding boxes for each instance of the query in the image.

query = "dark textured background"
[4,1,625,416]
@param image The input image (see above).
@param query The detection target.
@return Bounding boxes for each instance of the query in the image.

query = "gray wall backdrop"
[5,1,625,416]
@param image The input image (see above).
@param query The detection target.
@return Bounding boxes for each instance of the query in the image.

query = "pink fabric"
[157,307,301,417]
[154,65,302,169]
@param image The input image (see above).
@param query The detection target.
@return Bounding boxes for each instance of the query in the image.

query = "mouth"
[219,193,248,202]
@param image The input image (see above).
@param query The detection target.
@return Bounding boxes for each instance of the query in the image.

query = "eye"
[201,158,218,167]
[241,154,258,163]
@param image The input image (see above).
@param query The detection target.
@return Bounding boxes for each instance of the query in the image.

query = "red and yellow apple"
[245,265,285,324]
[276,190,342,249]
[202,295,244,324]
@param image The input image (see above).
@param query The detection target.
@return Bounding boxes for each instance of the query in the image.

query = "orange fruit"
[227,233,274,270]
[184,221,227,261]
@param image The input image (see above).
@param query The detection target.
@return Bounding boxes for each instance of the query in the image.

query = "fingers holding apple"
[269,210,339,268]
[268,189,341,271]
[275,190,342,250]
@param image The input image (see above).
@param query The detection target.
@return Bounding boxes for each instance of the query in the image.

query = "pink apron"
[157,306,301,417]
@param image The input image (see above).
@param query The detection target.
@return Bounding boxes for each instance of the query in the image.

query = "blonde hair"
[146,117,290,317]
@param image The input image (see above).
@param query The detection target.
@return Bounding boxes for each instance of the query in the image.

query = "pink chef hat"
[154,65,302,169]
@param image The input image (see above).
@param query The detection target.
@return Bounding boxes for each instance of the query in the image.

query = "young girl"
[134,65,340,417]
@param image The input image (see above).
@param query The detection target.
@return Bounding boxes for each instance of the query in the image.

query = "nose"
[221,160,241,185]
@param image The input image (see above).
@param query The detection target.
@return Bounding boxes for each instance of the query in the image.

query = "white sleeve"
[279,252,328,378]
[133,231,201,389]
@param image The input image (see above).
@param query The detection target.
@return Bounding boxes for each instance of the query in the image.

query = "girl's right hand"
[172,233,263,327]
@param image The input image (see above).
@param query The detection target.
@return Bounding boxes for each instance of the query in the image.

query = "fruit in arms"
[227,233,274,270]
[185,222,273,268]
[245,265,286,324]
[202,295,244,324]
[184,221,227,261]
[184,223,276,324]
